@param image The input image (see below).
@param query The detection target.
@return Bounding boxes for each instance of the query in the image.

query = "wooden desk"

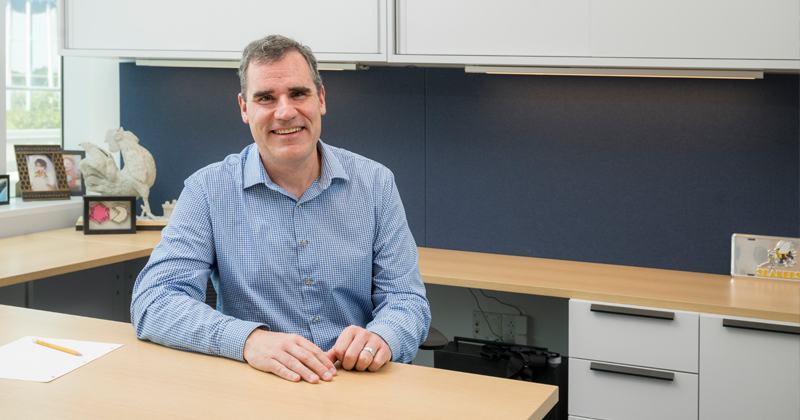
[0,305,557,420]
[0,229,162,287]
[1,228,798,323]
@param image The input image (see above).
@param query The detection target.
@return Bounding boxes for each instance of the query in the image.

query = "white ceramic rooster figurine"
[80,128,158,219]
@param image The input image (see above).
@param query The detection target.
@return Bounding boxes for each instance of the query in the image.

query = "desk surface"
[1,228,798,323]
[0,305,557,420]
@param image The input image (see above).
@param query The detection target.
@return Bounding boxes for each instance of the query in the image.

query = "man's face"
[238,51,326,170]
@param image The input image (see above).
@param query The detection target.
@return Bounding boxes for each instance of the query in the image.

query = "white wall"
[63,56,123,167]
[1,3,6,174]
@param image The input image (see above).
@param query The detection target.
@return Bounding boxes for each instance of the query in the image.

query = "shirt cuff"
[366,323,402,362]
[219,319,270,361]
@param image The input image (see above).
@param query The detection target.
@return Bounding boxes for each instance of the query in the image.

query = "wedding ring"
[362,346,376,357]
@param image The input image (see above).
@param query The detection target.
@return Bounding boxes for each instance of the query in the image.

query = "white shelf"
[0,197,83,239]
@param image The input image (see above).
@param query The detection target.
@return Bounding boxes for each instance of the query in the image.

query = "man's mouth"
[273,127,303,135]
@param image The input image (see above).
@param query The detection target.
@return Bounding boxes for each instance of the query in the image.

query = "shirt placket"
[294,200,324,341]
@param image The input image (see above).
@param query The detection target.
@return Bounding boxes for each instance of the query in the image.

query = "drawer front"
[700,314,800,420]
[569,299,699,372]
[569,358,698,420]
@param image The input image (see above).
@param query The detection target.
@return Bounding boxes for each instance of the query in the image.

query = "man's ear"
[318,86,326,116]
[238,93,250,124]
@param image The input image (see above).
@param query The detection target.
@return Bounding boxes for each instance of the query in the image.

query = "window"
[5,0,61,197]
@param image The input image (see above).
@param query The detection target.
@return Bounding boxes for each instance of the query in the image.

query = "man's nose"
[274,95,298,121]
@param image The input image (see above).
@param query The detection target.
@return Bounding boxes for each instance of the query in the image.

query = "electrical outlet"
[502,314,528,344]
[472,311,502,340]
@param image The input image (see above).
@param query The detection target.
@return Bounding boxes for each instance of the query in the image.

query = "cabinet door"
[569,299,699,373]
[64,0,383,58]
[569,358,698,420]
[396,0,590,57]
[591,0,800,60]
[700,314,800,420]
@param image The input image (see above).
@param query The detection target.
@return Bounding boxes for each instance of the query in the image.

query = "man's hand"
[243,329,337,383]
[326,326,392,372]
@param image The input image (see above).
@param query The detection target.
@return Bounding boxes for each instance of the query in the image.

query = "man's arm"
[329,170,431,370]
[131,178,264,359]
[131,176,337,383]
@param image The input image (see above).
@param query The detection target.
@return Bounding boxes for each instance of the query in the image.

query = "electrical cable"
[468,288,501,340]
[478,289,524,315]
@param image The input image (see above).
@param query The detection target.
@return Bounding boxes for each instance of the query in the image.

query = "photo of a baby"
[26,155,59,191]
[62,152,85,196]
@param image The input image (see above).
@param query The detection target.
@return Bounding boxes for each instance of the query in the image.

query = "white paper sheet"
[0,336,123,382]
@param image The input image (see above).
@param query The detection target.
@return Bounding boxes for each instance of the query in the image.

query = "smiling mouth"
[273,127,303,135]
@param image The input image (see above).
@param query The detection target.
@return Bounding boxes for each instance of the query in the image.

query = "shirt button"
[306,279,312,285]
[312,317,319,323]
[301,240,307,246]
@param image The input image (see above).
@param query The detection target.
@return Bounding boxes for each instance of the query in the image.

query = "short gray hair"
[238,35,323,99]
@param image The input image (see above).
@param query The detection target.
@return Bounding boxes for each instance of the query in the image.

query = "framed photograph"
[14,145,70,201]
[61,150,86,196]
[83,196,137,235]
[0,174,9,205]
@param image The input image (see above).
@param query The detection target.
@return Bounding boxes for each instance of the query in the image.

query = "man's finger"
[355,343,377,371]
[285,347,334,382]
[332,326,357,363]
[325,348,338,364]
[265,358,301,382]
[368,346,391,372]
[295,340,338,377]
[341,332,369,370]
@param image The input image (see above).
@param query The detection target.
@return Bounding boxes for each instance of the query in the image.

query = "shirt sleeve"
[130,176,263,361]
[366,171,432,363]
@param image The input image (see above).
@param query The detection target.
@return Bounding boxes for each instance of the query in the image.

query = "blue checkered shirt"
[131,140,430,363]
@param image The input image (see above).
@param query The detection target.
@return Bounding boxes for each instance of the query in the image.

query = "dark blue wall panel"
[425,69,799,274]
[121,64,799,275]
[119,64,427,244]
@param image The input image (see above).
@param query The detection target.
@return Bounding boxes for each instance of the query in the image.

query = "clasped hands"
[243,325,391,383]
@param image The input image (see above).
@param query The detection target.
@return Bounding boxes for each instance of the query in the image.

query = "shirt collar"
[242,139,349,190]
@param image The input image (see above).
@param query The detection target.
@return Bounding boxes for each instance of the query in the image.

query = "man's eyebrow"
[250,89,273,98]
[289,86,312,95]
[250,86,313,99]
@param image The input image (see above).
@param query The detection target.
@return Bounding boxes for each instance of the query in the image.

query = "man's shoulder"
[185,144,254,186]
[324,142,393,180]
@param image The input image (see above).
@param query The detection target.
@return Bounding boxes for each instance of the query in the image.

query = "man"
[131,35,431,384]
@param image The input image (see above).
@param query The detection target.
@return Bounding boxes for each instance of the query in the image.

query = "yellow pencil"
[33,339,82,356]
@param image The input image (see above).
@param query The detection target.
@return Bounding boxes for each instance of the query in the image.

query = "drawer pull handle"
[590,304,675,320]
[590,362,674,381]
[722,319,800,335]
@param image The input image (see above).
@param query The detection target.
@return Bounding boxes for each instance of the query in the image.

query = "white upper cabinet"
[60,0,386,61]
[591,0,800,60]
[392,0,800,69]
[395,0,591,57]
[60,0,799,69]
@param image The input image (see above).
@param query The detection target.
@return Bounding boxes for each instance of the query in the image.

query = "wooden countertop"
[0,229,162,287]
[0,305,557,420]
[419,248,800,323]
[1,228,798,323]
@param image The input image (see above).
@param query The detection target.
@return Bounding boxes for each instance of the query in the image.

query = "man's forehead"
[249,53,310,78]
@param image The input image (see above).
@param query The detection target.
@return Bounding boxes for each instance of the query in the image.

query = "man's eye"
[291,92,307,98]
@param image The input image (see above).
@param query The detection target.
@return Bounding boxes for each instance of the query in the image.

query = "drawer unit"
[569,358,698,420]
[569,299,699,373]
[699,314,800,420]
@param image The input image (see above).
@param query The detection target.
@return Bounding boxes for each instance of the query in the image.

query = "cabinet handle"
[590,304,675,320]
[590,362,674,381]
[722,319,800,336]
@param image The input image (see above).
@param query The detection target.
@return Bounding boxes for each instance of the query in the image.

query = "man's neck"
[261,147,322,200]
